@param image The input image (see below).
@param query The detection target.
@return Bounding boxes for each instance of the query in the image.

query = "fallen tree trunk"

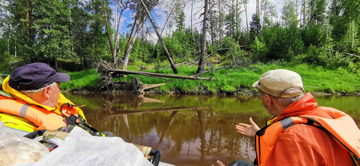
[143,83,166,90]
[106,69,212,80]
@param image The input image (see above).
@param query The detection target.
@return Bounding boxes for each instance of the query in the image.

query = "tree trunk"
[218,0,222,42]
[106,69,212,80]
[352,20,355,49]
[256,0,260,16]
[7,23,10,53]
[113,8,125,65]
[303,0,306,25]
[123,17,144,70]
[122,22,142,70]
[155,0,178,46]
[52,57,58,71]
[262,0,265,27]
[113,2,118,64]
[245,0,249,34]
[191,0,194,35]
[295,0,298,20]
[26,0,30,35]
[196,0,209,74]
[231,0,234,36]
[235,0,239,33]
[122,16,137,70]
[140,0,178,74]
[102,0,114,58]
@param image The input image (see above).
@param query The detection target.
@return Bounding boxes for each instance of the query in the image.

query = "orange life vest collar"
[0,95,66,130]
[255,107,360,166]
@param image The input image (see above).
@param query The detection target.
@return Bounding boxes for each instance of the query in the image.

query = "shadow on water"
[65,93,360,166]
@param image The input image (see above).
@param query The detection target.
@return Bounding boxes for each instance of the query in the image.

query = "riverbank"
[61,62,360,95]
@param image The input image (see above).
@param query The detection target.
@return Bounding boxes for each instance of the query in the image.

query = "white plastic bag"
[32,126,153,166]
[0,121,48,166]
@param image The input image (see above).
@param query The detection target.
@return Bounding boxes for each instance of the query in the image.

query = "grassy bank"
[61,63,360,95]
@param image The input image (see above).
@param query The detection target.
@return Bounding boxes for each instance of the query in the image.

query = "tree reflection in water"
[65,93,360,166]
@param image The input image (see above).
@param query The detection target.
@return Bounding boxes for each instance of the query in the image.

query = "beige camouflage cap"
[252,69,304,97]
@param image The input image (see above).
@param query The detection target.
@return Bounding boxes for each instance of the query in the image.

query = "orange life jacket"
[0,95,66,131]
[255,107,360,166]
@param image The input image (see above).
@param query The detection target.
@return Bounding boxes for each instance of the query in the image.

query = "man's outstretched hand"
[216,160,226,166]
[235,117,260,137]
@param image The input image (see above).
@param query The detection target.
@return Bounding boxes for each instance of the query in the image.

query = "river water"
[65,93,360,166]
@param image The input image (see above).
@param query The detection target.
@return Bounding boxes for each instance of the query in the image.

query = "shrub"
[250,36,268,61]
[218,37,247,67]
[301,45,352,70]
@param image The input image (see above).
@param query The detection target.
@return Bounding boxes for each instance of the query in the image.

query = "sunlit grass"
[61,69,100,90]
[61,63,360,94]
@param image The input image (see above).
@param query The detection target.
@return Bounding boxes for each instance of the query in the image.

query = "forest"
[0,0,359,94]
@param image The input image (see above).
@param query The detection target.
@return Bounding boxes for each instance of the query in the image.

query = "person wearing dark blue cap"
[0,63,87,132]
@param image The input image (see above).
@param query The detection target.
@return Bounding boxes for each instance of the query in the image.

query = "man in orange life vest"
[0,63,86,132]
[217,69,359,166]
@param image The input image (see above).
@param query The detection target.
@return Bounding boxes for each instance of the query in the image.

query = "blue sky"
[111,0,286,41]
[111,4,171,41]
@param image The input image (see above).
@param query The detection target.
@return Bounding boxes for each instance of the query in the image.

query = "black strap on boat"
[149,149,161,166]
[65,114,78,125]
[60,103,79,125]
[24,130,46,139]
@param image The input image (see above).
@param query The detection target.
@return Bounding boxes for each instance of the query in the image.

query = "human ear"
[263,94,273,105]
[42,86,51,99]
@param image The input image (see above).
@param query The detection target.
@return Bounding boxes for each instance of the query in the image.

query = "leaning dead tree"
[140,0,178,74]
[102,0,114,58]
[123,16,139,70]
[102,0,129,66]
[113,0,129,65]
[196,0,209,75]
[122,0,150,71]
[123,14,147,70]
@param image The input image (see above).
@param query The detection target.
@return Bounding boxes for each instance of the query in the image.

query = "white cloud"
[114,0,287,42]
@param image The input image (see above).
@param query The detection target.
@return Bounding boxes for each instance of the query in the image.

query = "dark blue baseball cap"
[9,63,70,91]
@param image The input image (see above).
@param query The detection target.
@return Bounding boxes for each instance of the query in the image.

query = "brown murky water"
[65,93,360,166]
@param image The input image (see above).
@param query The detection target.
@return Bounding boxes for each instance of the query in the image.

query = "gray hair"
[21,82,57,94]
[273,87,305,107]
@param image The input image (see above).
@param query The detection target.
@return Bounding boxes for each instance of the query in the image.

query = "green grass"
[61,69,100,91]
[61,63,360,94]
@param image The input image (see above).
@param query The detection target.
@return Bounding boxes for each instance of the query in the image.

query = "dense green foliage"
[1,0,360,94]
[1,0,111,70]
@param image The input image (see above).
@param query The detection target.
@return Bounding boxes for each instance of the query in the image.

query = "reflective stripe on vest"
[0,95,66,131]
[20,104,30,118]
[255,107,360,166]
